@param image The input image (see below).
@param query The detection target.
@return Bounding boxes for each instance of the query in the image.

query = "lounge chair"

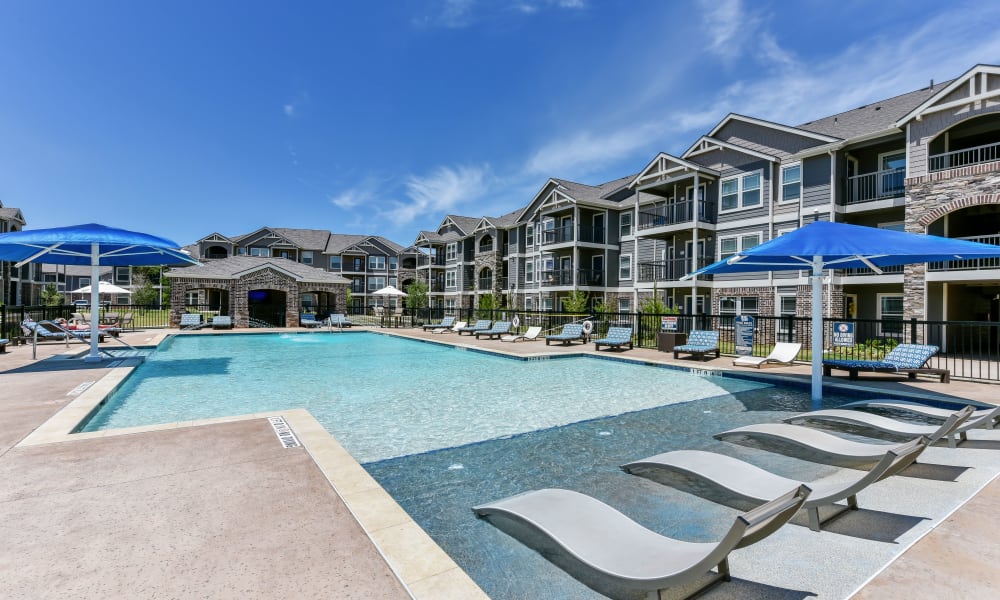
[211,315,234,330]
[458,319,492,336]
[673,330,720,361]
[119,312,133,330]
[179,313,207,330]
[840,399,999,429]
[715,411,971,466]
[327,313,352,328]
[823,343,949,382]
[472,485,809,598]
[474,321,511,340]
[593,326,633,351]
[422,316,455,331]
[21,320,68,341]
[622,439,926,532]
[300,313,322,328]
[545,323,585,346]
[784,405,977,448]
[500,326,542,342]
[0,338,9,353]
[434,320,466,334]
[732,342,801,368]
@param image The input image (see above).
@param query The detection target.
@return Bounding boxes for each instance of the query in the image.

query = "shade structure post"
[86,243,102,362]
[811,256,823,403]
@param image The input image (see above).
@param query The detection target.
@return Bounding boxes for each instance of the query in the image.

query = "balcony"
[478,242,494,254]
[929,234,1000,271]
[542,226,573,245]
[417,255,446,267]
[540,269,573,286]
[839,264,905,276]
[844,167,905,204]
[577,269,604,286]
[637,257,712,282]
[477,277,494,290]
[637,200,715,231]
[929,141,1000,172]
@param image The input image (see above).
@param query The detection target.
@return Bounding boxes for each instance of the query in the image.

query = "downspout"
[691,171,700,316]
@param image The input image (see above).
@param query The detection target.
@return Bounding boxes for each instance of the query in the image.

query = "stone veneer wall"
[474,251,504,298]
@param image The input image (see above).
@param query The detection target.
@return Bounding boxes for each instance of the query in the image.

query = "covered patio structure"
[166,256,349,328]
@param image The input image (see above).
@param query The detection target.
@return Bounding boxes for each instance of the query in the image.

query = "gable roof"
[683,136,778,162]
[0,207,25,225]
[708,114,839,143]
[894,64,1000,127]
[270,228,332,251]
[165,255,350,284]
[630,152,721,190]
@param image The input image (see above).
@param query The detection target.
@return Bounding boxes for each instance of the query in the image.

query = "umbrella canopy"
[684,221,1000,401]
[70,283,132,295]
[0,223,199,361]
[371,284,407,296]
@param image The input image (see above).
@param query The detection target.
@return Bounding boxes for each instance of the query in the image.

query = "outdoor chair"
[544,323,585,346]
[474,321,512,340]
[784,404,979,448]
[422,316,455,331]
[20,320,68,341]
[179,313,207,330]
[0,338,8,353]
[300,313,322,327]
[119,312,134,330]
[211,315,233,330]
[823,343,949,382]
[841,399,1000,430]
[593,326,633,351]
[473,485,809,598]
[500,326,542,342]
[732,342,801,368]
[434,320,466,334]
[673,330,720,361]
[622,437,926,531]
[458,319,492,336]
[327,314,352,328]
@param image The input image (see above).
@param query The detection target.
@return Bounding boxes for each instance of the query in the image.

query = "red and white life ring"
[512,315,521,328]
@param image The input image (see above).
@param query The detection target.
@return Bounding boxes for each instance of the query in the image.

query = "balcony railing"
[637,257,712,282]
[929,234,1000,271]
[844,167,905,204]
[929,140,1000,172]
[839,264,905,276]
[637,200,716,231]
[578,225,604,244]
[478,243,494,253]
[540,269,573,286]
[542,226,573,245]
[577,269,604,286]
[417,255,446,267]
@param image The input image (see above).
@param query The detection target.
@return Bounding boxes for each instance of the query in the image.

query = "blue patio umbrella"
[682,221,1000,400]
[0,223,199,361]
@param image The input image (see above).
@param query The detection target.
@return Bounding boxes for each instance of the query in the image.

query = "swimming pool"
[81,332,770,462]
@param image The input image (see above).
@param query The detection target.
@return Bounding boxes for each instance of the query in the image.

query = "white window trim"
[619,254,632,280]
[718,232,762,261]
[876,293,905,337]
[619,213,632,238]
[779,162,802,204]
[719,169,764,213]
[878,221,905,232]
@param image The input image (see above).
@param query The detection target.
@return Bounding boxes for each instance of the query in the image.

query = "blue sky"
[1,0,998,249]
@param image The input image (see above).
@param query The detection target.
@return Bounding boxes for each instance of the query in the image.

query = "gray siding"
[801,154,831,209]
[714,120,828,159]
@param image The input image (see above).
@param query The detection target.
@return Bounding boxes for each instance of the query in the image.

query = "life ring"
[582,320,594,334]
[512,315,520,328]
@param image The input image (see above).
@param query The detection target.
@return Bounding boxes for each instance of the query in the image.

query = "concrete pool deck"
[0,326,997,599]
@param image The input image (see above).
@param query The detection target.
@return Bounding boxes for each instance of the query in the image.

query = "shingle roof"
[165,255,350,283]
[445,215,481,234]
[551,174,637,206]
[325,234,369,254]
[797,79,955,140]
[268,228,331,250]
[0,207,25,223]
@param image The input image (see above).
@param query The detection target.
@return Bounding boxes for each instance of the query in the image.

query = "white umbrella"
[372,284,407,297]
[70,283,132,295]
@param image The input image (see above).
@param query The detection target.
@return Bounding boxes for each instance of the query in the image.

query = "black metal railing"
[417,255,446,267]
[542,225,573,245]
[577,269,603,285]
[637,257,712,281]
[578,225,604,244]
[540,269,573,286]
[929,140,1000,172]
[637,200,716,230]
[844,167,905,204]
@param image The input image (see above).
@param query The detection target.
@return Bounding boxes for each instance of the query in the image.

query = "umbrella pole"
[811,257,823,403]
[85,243,102,362]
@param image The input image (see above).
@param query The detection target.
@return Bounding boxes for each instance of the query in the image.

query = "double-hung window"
[720,171,763,211]
[445,243,457,261]
[525,261,534,283]
[301,251,313,265]
[368,276,386,291]
[526,225,534,247]
[780,164,801,203]
[719,296,759,317]
[329,256,342,270]
[620,213,632,237]
[445,271,457,288]
[368,256,386,270]
[878,294,904,336]
[719,233,762,261]
[389,257,398,270]
[619,254,632,280]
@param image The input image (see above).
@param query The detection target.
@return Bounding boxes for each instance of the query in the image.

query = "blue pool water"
[81,332,770,462]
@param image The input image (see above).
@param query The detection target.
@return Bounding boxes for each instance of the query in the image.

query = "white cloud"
[379,164,492,226]
[525,122,668,176]
[698,0,752,61]
[330,176,387,209]
[283,104,296,117]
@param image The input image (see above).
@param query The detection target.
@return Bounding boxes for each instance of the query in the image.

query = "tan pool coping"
[2,326,998,598]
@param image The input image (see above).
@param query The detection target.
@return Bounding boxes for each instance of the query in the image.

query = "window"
[185,291,200,305]
[879,221,905,232]
[525,261,534,283]
[720,171,763,211]
[249,247,269,257]
[445,271,456,288]
[781,164,801,203]
[617,297,631,312]
[446,243,457,261]
[329,256,342,270]
[368,277,386,291]
[619,255,632,280]
[389,257,398,270]
[525,297,534,310]
[301,251,313,265]
[389,277,397,288]
[719,296,759,317]
[368,256,386,270]
[878,294,904,336]
[115,267,130,283]
[526,225,534,247]
[446,299,456,311]
[719,233,761,260]
[542,297,554,311]
[620,213,632,237]
[778,295,797,339]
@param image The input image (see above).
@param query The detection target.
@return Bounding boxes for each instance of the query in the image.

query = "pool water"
[81,332,770,462]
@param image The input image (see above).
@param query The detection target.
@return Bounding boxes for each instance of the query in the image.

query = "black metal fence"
[1,304,171,339]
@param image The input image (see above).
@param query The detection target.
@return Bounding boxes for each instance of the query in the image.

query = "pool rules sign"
[833,322,855,347]
[734,315,754,356]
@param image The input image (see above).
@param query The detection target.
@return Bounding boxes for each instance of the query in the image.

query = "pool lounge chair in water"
[473,485,809,598]
[822,343,949,383]
[732,342,800,368]
[593,326,633,351]
[0,338,9,353]
[840,399,1000,430]
[673,330,720,361]
[422,316,455,331]
[622,438,926,532]
[784,405,978,448]
[474,321,512,340]
[500,326,542,342]
[716,407,973,466]
[545,323,585,346]
[434,320,466,334]
[211,315,233,330]
[458,319,492,336]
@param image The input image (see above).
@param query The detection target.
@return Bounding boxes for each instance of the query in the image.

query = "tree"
[130,271,158,306]
[41,283,64,306]
[477,292,498,318]
[133,266,168,306]
[562,290,589,314]
[405,280,428,310]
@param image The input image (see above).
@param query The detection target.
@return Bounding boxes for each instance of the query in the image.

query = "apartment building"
[412,64,1000,325]
[0,199,35,305]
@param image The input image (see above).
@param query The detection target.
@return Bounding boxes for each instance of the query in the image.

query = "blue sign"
[734,315,755,356]
[833,322,855,346]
